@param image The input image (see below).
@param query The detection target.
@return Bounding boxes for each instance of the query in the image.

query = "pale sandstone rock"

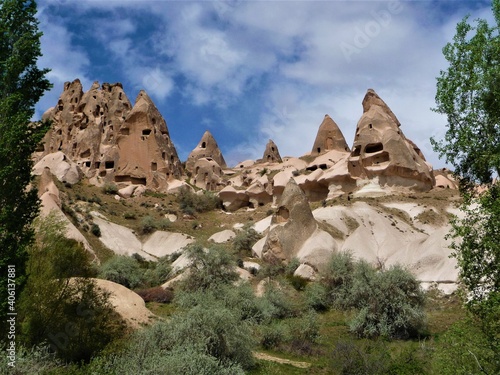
[33,151,82,184]
[142,231,194,258]
[118,184,137,198]
[208,229,236,243]
[93,279,156,329]
[191,157,225,191]
[219,185,249,211]
[293,264,317,281]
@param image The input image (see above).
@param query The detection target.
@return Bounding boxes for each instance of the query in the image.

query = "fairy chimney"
[348,89,434,190]
[311,115,350,155]
[262,139,282,163]
[185,130,227,173]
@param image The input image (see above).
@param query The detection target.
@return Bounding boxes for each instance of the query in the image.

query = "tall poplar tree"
[0,0,51,331]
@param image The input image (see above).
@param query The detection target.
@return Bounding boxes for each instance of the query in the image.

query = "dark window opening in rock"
[267,154,271,161]
[80,122,88,130]
[119,92,122,100]
[105,161,114,169]
[142,129,152,136]
[365,143,383,154]
[73,143,77,150]
[276,206,290,223]
[95,162,101,169]
[369,124,373,129]
[193,179,197,185]
[151,162,157,171]
[80,149,91,158]
[271,147,275,151]
[162,152,166,160]
[206,157,213,162]
[201,142,206,148]
[85,161,91,168]
[56,129,62,135]
[99,170,107,177]
[240,165,244,168]
[306,165,318,172]
[319,163,328,170]
[120,128,130,135]
[74,97,78,103]
[152,118,156,125]
[94,105,101,117]
[131,177,146,185]
[317,147,321,153]
[114,175,130,183]
[109,126,113,131]
[352,145,362,157]
[170,155,174,162]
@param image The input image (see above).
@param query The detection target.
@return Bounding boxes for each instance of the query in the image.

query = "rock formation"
[311,115,350,155]
[260,178,336,271]
[261,139,282,163]
[348,89,434,190]
[185,130,227,173]
[40,79,183,190]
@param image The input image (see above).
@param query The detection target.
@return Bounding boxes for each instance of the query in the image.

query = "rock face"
[260,178,336,270]
[311,115,350,155]
[261,139,282,163]
[185,130,227,173]
[40,79,183,190]
[348,89,434,190]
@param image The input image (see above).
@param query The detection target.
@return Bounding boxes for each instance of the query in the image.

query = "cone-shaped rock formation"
[348,89,434,190]
[261,139,282,163]
[186,130,227,173]
[311,114,350,155]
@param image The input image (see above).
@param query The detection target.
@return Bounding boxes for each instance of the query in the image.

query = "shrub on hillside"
[99,255,144,289]
[232,224,262,254]
[140,215,171,234]
[179,244,239,292]
[177,187,222,214]
[102,183,119,195]
[348,263,426,339]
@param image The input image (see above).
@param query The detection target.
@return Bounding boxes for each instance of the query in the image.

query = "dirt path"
[253,352,311,369]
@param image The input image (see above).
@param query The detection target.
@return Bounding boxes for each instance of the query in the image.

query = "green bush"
[140,215,171,234]
[321,250,356,309]
[432,317,498,375]
[177,187,222,214]
[259,322,290,350]
[348,263,426,339]
[304,282,329,311]
[90,223,101,237]
[232,224,262,255]
[288,310,320,354]
[0,344,61,374]
[20,215,126,363]
[102,183,119,195]
[179,244,239,292]
[99,255,144,289]
[143,256,172,286]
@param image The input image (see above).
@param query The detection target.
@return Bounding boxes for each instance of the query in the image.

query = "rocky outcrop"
[348,89,434,190]
[33,151,82,185]
[260,178,336,271]
[185,130,227,173]
[261,139,282,163]
[40,79,183,191]
[311,115,350,155]
[192,157,225,190]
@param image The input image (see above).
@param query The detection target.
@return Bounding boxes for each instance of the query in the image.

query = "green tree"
[20,215,125,363]
[0,0,51,330]
[432,0,500,186]
[432,0,500,362]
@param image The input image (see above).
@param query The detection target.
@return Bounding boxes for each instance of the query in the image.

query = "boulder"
[293,264,317,281]
[142,231,194,258]
[33,151,82,184]
[208,229,236,243]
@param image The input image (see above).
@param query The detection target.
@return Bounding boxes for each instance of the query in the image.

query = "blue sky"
[35,0,493,168]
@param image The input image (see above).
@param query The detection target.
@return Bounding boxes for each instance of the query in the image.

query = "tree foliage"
[20,214,125,363]
[433,1,500,362]
[0,0,51,328]
[432,0,500,186]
